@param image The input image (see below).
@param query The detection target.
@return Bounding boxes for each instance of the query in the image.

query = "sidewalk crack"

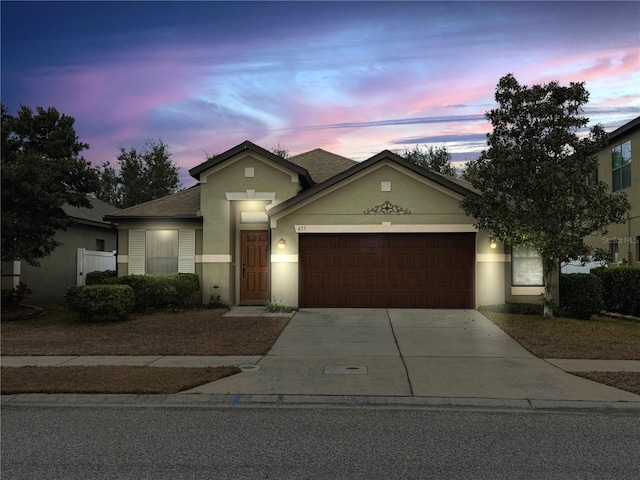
[386,309,414,396]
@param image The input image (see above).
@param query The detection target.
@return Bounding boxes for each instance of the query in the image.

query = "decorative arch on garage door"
[299,233,475,308]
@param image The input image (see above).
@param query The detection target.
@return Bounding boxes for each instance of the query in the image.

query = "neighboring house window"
[609,239,619,264]
[512,245,544,286]
[611,140,631,191]
[128,229,195,275]
[146,230,179,275]
[96,239,105,251]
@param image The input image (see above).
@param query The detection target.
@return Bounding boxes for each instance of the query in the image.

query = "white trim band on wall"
[511,286,545,296]
[225,192,276,201]
[197,255,233,263]
[293,224,477,233]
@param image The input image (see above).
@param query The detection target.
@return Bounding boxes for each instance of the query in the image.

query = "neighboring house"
[105,141,549,309]
[16,197,120,305]
[584,116,640,267]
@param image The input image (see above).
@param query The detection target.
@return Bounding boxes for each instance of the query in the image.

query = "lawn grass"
[480,309,640,396]
[480,309,640,360]
[1,305,290,356]
[1,366,240,394]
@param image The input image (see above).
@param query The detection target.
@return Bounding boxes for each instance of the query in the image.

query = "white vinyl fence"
[77,249,117,285]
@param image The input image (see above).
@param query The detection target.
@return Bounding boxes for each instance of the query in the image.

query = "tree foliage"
[269,143,290,159]
[1,105,99,266]
[402,144,458,177]
[95,139,180,208]
[462,74,630,316]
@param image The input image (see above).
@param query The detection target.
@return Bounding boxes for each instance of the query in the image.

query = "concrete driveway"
[186,309,639,402]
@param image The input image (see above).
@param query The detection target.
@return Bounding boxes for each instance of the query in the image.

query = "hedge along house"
[105,141,548,309]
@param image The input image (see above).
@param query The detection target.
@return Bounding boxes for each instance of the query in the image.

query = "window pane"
[622,164,631,189]
[146,230,178,275]
[609,240,619,263]
[612,145,622,169]
[612,169,621,192]
[621,141,631,165]
[512,246,544,286]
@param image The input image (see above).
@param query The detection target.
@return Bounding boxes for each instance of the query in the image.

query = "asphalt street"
[3,404,639,479]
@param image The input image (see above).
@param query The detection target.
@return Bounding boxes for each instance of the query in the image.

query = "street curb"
[3,393,640,412]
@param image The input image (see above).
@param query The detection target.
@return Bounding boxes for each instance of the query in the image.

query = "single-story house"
[105,141,550,308]
[4,197,120,305]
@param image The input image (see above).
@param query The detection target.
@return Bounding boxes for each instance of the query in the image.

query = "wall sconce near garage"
[489,236,498,249]
[278,238,286,249]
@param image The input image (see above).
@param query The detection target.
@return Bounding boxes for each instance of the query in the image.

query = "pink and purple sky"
[2,1,639,187]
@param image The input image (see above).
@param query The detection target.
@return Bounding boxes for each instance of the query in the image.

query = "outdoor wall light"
[489,237,497,249]
[278,238,286,249]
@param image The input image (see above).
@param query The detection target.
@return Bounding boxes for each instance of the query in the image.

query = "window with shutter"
[128,230,146,275]
[178,229,196,273]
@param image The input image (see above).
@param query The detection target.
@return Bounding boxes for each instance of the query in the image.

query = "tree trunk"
[542,263,555,318]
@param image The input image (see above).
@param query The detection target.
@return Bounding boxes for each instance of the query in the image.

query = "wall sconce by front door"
[278,238,286,249]
[489,236,497,249]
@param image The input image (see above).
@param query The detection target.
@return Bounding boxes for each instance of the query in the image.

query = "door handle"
[242,263,246,278]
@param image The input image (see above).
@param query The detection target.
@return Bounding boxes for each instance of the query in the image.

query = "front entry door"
[240,231,269,303]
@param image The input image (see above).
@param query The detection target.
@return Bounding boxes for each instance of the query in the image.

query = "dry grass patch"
[571,372,640,396]
[1,306,290,356]
[1,366,240,394]
[480,310,640,359]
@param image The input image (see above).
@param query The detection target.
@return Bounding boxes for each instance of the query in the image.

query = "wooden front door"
[240,231,269,303]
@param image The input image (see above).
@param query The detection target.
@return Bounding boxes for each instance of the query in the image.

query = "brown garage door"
[299,233,475,308]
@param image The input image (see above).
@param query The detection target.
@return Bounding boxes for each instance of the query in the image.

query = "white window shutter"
[178,229,195,273]
[128,230,145,275]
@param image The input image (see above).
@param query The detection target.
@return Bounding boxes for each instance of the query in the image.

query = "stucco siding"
[584,124,640,266]
[20,224,117,305]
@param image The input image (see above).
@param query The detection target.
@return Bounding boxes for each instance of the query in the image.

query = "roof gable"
[269,150,477,216]
[189,140,314,188]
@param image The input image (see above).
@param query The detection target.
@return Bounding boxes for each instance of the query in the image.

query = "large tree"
[462,74,630,317]
[402,144,458,177]
[1,105,99,266]
[95,139,180,208]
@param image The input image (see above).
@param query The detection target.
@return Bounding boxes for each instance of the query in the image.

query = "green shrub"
[559,274,604,320]
[1,282,32,307]
[65,285,135,321]
[591,266,640,316]
[108,273,200,311]
[85,270,117,285]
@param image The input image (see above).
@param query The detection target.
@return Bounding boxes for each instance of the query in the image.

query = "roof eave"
[103,215,203,222]
[189,140,314,188]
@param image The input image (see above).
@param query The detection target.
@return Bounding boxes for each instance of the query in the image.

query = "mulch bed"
[1,366,240,394]
[1,307,290,356]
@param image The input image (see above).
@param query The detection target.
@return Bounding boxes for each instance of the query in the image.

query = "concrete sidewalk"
[2,308,639,404]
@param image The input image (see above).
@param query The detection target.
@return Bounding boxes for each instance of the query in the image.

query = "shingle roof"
[104,186,201,221]
[288,148,358,183]
[64,197,121,227]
